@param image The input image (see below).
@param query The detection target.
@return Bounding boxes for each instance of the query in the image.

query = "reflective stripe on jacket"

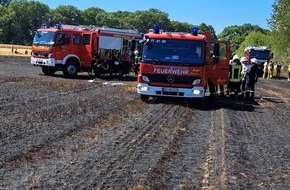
[229,64,242,82]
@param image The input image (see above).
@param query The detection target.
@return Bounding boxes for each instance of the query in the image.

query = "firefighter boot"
[245,91,250,101]
[250,91,255,101]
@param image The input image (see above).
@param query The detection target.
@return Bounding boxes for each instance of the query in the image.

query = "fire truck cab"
[137,25,231,103]
[31,24,141,78]
[244,46,271,77]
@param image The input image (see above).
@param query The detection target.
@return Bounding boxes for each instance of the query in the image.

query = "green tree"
[50,5,81,25]
[1,0,50,44]
[0,0,12,6]
[124,9,171,33]
[81,7,105,26]
[169,20,191,33]
[95,12,120,28]
[198,23,217,40]
[268,0,290,65]
[236,31,272,57]
[218,23,269,54]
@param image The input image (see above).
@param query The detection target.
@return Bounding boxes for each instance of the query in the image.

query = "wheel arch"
[63,54,81,71]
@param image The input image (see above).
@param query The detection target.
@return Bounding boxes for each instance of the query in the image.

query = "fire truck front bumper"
[137,83,205,98]
[31,57,56,67]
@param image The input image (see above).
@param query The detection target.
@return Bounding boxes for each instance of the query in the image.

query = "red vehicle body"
[244,46,271,77]
[31,24,141,77]
[137,25,231,102]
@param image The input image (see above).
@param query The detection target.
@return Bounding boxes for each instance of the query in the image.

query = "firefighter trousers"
[228,81,242,99]
[245,78,255,100]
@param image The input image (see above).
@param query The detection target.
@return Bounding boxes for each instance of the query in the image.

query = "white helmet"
[233,55,239,60]
[240,57,247,63]
[251,58,258,64]
[134,50,139,55]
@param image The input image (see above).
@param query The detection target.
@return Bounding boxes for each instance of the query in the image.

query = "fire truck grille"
[33,52,49,57]
[145,74,199,85]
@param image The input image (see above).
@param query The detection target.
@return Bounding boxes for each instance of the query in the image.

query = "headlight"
[138,86,149,91]
[192,89,203,95]
[192,79,201,85]
[142,76,150,82]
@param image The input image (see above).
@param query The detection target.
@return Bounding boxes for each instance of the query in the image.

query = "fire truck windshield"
[142,39,205,66]
[33,31,56,46]
[249,49,270,60]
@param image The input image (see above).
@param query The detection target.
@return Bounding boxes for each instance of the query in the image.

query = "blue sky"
[35,0,274,34]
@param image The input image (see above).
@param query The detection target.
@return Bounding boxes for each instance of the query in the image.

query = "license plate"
[36,59,43,64]
[162,87,178,92]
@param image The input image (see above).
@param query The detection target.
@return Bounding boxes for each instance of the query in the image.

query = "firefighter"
[134,50,141,75]
[240,56,248,98]
[228,55,243,99]
[288,64,290,82]
[263,60,269,79]
[276,62,282,78]
[268,60,274,79]
[244,58,259,101]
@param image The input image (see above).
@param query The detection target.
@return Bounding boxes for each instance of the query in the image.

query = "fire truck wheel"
[63,61,78,78]
[42,66,56,76]
[118,68,123,77]
[140,95,149,102]
[189,98,204,109]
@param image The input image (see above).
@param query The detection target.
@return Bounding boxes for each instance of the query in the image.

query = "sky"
[35,0,275,34]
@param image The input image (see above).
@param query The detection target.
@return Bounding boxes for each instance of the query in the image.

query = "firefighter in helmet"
[244,58,259,101]
[228,55,243,99]
[134,50,141,75]
[240,56,248,99]
[288,64,290,82]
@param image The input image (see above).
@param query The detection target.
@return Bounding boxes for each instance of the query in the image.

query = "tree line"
[0,0,288,65]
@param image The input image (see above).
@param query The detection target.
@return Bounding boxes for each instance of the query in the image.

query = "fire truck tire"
[187,98,204,109]
[118,68,123,77]
[63,61,78,78]
[140,95,149,102]
[42,66,56,76]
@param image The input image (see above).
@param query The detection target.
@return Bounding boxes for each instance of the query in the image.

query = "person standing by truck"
[244,58,259,101]
[240,57,248,99]
[263,60,269,79]
[268,60,274,79]
[228,55,243,100]
[288,64,290,82]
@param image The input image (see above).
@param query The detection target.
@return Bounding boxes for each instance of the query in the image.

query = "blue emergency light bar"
[191,27,198,36]
[55,24,62,29]
[153,25,160,34]
[41,23,47,28]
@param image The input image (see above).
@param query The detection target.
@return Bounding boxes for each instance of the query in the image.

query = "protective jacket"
[229,62,242,82]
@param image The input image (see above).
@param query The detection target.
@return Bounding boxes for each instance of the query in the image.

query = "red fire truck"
[137,25,231,103]
[244,46,271,77]
[31,24,141,78]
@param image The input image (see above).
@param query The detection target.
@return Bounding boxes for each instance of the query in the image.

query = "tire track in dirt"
[200,108,229,189]
[0,84,136,164]
[0,87,140,189]
[224,97,290,189]
[79,103,193,189]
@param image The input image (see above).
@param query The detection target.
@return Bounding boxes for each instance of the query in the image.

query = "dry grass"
[0,44,31,57]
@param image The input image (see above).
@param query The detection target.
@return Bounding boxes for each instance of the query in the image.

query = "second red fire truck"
[137,25,231,103]
[244,46,271,77]
[31,24,141,78]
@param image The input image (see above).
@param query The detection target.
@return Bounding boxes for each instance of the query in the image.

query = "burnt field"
[0,56,289,190]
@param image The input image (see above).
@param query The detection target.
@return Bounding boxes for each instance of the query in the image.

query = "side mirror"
[213,43,220,63]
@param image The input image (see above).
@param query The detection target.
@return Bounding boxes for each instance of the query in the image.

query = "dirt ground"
[0,56,289,190]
